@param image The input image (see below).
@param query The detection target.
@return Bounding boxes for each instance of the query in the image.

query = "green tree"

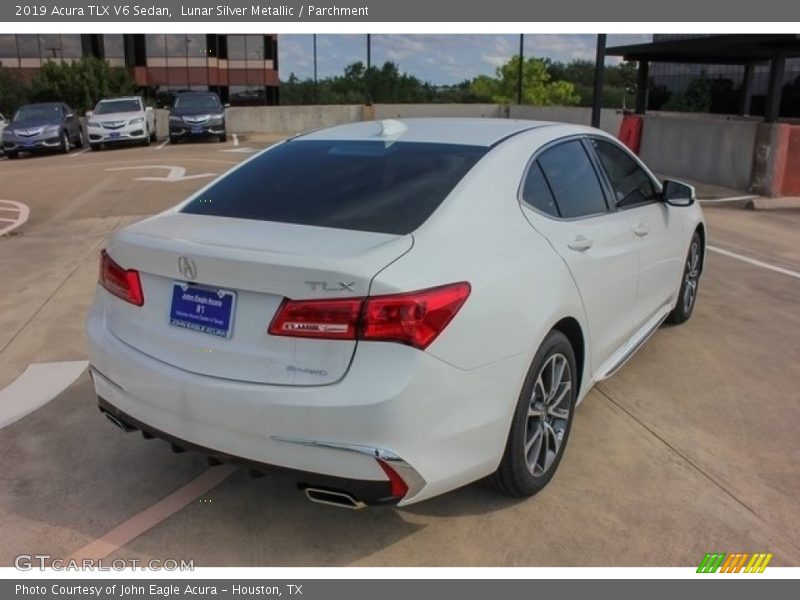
[0,66,29,114]
[471,55,580,105]
[546,59,638,109]
[29,57,135,113]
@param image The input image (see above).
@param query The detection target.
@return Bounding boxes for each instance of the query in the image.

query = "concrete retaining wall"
[509,105,623,135]
[225,105,364,134]
[374,103,506,119]
[638,114,759,191]
[195,103,773,193]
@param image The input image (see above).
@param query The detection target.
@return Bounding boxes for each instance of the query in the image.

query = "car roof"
[297,118,558,147]
[20,102,64,108]
[98,96,140,102]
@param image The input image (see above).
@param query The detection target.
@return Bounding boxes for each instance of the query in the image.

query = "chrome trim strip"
[271,436,426,501]
[598,310,669,380]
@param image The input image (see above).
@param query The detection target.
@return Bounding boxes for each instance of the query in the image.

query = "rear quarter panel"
[370,127,591,390]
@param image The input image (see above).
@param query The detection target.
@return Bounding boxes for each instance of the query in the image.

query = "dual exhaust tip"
[103,408,367,510]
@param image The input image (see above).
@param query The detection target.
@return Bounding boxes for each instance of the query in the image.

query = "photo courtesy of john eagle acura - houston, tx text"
[86,118,705,509]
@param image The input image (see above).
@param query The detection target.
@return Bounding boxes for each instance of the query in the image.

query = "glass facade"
[648,34,800,117]
[0,33,280,106]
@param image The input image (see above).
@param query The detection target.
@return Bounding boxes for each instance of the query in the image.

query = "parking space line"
[0,361,88,429]
[68,148,91,159]
[232,133,239,147]
[156,139,169,150]
[67,465,236,561]
[0,199,29,236]
[707,245,800,280]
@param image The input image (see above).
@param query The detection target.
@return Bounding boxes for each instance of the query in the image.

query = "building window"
[246,35,265,59]
[145,34,166,57]
[185,34,207,58]
[0,34,17,59]
[38,35,62,59]
[103,35,125,58]
[61,35,82,58]
[17,35,40,58]
[227,35,246,59]
[166,34,189,58]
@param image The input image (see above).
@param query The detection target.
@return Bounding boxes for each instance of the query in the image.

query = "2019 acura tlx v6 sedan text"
[86,118,705,508]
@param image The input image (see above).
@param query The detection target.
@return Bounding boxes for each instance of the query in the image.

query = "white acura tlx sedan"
[86,118,705,508]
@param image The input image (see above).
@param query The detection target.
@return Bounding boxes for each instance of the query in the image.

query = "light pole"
[366,33,372,105]
[313,34,318,104]
[517,34,524,105]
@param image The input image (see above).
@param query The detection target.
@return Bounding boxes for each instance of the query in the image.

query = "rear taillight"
[99,250,144,306]
[268,297,363,340]
[268,282,470,350]
[361,282,471,349]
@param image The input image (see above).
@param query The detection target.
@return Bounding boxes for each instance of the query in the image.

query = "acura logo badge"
[178,256,197,281]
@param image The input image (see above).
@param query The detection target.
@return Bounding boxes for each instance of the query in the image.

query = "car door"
[518,138,640,373]
[588,138,685,329]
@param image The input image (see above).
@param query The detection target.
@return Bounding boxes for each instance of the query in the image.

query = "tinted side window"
[592,139,657,208]
[537,140,608,219]
[521,161,560,217]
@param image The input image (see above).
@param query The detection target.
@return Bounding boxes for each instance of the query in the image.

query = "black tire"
[6,151,18,159]
[219,132,227,143]
[486,330,577,497]
[90,143,101,152]
[59,130,70,154]
[75,128,85,148]
[666,231,702,325]
[150,127,157,142]
[142,127,151,146]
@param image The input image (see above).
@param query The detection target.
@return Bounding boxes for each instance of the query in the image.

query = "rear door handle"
[633,223,650,237]
[567,236,593,252]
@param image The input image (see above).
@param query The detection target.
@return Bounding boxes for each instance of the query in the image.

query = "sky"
[278,34,652,84]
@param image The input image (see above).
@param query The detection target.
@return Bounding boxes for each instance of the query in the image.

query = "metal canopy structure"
[602,34,800,123]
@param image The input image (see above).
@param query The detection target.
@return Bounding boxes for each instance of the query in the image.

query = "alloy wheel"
[683,240,701,313]
[524,353,572,477]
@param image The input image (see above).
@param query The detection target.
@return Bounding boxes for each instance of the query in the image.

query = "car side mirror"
[662,179,696,207]
[65,113,75,119]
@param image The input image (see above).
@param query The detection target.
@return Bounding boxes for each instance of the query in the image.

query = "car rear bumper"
[86,299,526,505]
[96,394,403,507]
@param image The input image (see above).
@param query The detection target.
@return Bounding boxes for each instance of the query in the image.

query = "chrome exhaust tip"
[103,411,135,432]
[304,487,366,510]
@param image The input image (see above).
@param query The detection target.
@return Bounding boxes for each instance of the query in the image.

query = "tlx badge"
[305,281,356,292]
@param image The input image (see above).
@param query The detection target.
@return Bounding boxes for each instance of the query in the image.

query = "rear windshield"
[181,140,487,234]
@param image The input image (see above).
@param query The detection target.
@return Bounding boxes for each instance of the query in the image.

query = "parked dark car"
[168,92,227,143]
[2,102,85,158]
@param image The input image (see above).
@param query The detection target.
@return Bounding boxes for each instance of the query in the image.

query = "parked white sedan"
[86,118,705,508]
[86,96,155,150]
